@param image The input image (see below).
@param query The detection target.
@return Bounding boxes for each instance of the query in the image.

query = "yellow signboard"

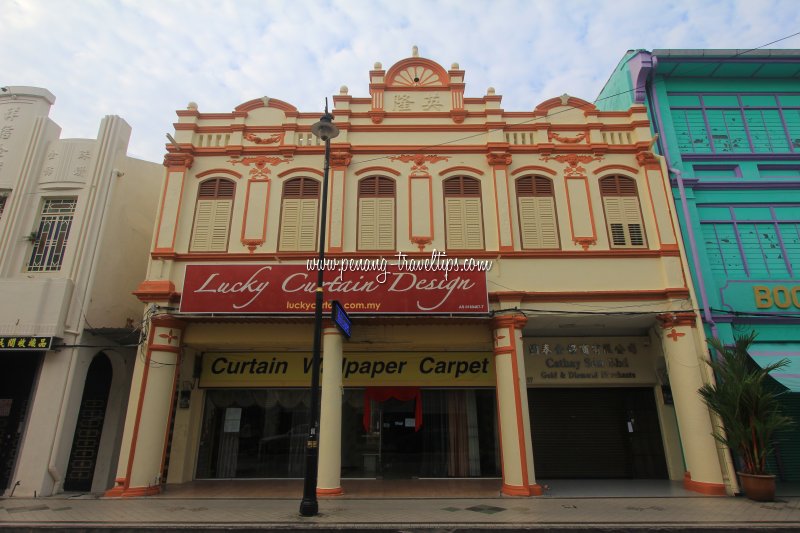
[200,352,495,388]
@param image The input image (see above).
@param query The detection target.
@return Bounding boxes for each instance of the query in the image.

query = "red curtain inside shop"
[363,387,422,432]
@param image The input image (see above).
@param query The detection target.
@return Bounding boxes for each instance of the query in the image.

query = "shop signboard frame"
[180,264,489,315]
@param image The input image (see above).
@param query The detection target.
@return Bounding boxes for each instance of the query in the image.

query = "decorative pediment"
[385,57,449,88]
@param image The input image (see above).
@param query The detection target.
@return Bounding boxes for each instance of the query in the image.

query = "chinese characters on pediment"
[390,93,447,112]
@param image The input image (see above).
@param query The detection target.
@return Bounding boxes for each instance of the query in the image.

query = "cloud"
[1,0,799,161]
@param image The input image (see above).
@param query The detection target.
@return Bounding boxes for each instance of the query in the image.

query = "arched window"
[358,176,396,250]
[279,177,320,251]
[443,176,484,250]
[599,175,647,248]
[189,178,235,252]
[516,176,559,249]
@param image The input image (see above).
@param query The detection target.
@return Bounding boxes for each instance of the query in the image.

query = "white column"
[317,324,344,495]
[658,313,727,495]
[492,314,541,496]
[106,316,184,496]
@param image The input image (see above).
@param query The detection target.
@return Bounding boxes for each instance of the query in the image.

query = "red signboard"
[179,264,488,314]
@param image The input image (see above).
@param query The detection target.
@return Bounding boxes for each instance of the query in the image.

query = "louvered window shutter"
[358,198,396,250]
[519,196,558,248]
[444,176,484,250]
[297,198,318,251]
[358,198,377,249]
[600,176,647,248]
[446,198,466,249]
[358,176,396,250]
[603,196,646,248]
[279,177,319,251]
[376,198,395,249]
[191,177,235,252]
[280,198,318,251]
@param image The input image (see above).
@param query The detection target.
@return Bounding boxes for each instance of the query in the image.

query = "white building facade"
[0,86,161,496]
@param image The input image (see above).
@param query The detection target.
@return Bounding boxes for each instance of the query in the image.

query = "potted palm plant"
[698,332,793,501]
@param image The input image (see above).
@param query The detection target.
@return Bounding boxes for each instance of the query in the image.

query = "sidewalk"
[1,492,799,532]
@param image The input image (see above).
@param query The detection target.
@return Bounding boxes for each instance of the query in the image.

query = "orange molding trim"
[196,168,243,179]
[163,152,194,169]
[277,167,324,178]
[240,177,271,252]
[491,314,528,330]
[592,164,638,176]
[235,97,298,114]
[490,289,691,303]
[511,165,557,177]
[150,315,186,330]
[133,280,176,302]
[355,166,401,176]
[105,485,162,498]
[656,312,698,329]
[683,472,727,496]
[492,346,514,357]
[408,174,434,251]
[316,487,344,496]
[152,167,187,253]
[563,175,598,249]
[534,95,597,114]
[502,483,544,497]
[438,165,484,176]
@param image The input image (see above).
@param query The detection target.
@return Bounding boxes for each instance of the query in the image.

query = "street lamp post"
[299,101,339,517]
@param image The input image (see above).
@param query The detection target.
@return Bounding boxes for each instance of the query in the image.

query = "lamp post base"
[299,499,319,517]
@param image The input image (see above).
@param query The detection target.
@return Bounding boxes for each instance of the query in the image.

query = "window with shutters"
[599,176,647,249]
[516,176,559,249]
[190,178,235,252]
[358,176,396,250]
[443,176,484,250]
[669,93,800,154]
[279,177,320,252]
[699,205,800,280]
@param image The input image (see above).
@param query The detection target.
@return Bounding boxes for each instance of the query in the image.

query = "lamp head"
[311,112,339,141]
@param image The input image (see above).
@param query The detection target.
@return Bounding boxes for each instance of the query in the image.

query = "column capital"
[330,150,352,168]
[150,314,187,331]
[656,312,697,329]
[163,152,194,170]
[491,313,528,331]
[486,151,512,167]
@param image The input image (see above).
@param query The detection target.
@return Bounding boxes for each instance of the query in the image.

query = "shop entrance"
[196,388,501,480]
[343,388,501,479]
[528,387,668,479]
[0,353,40,491]
[64,354,112,492]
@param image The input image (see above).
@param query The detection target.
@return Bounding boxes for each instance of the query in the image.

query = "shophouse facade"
[598,49,800,482]
[109,51,733,498]
[0,87,162,496]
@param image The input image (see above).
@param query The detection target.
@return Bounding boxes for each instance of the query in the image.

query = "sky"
[2,0,800,163]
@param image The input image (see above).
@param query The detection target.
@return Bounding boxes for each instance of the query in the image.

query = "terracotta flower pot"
[738,472,777,502]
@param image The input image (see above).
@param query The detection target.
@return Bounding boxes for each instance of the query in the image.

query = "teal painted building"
[598,49,800,482]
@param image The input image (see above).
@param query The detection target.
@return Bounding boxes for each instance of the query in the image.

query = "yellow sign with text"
[200,352,495,388]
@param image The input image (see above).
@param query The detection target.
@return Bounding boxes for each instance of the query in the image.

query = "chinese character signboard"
[0,336,54,351]
[523,337,657,386]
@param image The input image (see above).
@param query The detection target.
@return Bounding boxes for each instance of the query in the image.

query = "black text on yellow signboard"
[200,352,495,388]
